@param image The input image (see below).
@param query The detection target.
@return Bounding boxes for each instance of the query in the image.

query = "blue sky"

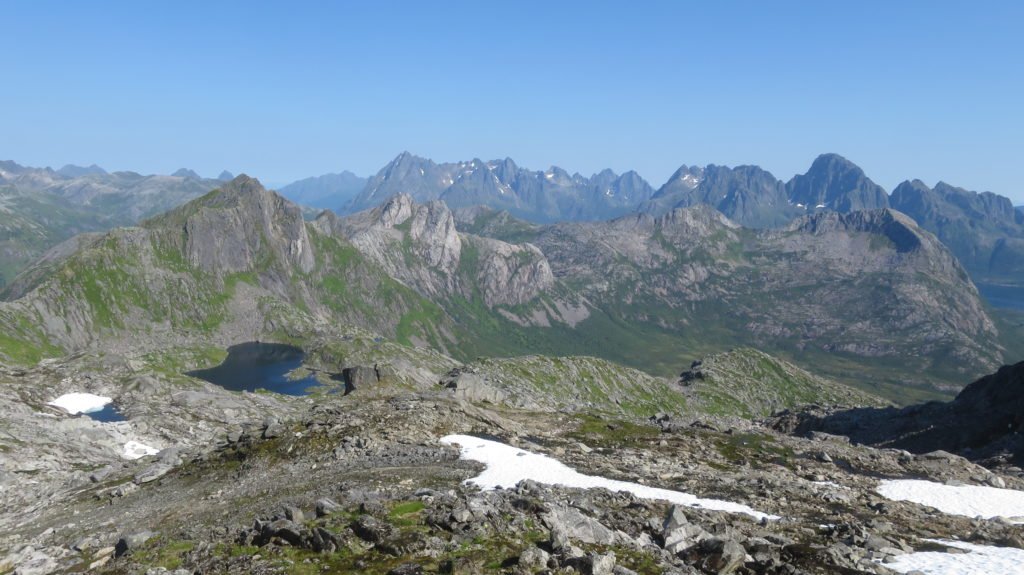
[2,1,1022,201]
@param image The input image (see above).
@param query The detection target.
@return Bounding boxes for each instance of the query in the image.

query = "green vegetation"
[0,308,60,365]
[464,355,688,417]
[680,348,888,418]
[570,415,662,448]
[131,538,196,570]
[715,432,794,468]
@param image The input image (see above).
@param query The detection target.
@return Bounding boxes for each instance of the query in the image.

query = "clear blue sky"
[2,1,1022,201]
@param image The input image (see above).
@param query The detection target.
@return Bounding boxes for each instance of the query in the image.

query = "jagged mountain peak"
[350,154,655,222]
[205,174,272,202]
[217,170,234,181]
[377,193,417,228]
[787,153,888,213]
[171,168,202,179]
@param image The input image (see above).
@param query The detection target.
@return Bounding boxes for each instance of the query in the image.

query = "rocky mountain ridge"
[331,151,1024,288]
[0,177,1005,398]
[0,160,227,287]
[890,179,1024,281]
[347,152,655,223]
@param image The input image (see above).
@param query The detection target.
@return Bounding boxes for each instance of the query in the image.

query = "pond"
[186,342,323,396]
[87,404,127,423]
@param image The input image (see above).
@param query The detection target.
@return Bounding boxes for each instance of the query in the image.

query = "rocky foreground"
[3,364,1024,575]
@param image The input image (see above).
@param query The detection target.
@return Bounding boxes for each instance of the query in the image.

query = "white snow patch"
[884,539,1024,575]
[440,434,776,520]
[811,480,846,489]
[815,204,826,208]
[877,479,1024,522]
[47,393,112,415]
[796,203,805,208]
[545,172,554,180]
[122,441,159,460]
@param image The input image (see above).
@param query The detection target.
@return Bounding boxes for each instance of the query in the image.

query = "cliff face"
[177,176,315,277]
[334,193,553,307]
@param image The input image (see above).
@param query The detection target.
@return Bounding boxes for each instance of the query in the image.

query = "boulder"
[518,546,550,571]
[440,371,507,404]
[315,498,342,518]
[543,506,618,545]
[115,531,155,557]
[343,366,379,394]
[698,538,746,574]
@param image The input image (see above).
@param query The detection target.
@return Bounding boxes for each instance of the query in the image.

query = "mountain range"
[5,153,1023,295]
[281,152,1024,289]
[0,161,233,287]
[345,152,655,223]
[0,176,1007,400]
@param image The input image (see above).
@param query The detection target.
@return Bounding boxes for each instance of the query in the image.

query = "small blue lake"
[186,342,323,396]
[87,404,127,422]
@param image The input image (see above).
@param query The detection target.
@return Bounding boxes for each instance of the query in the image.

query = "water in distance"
[186,342,321,396]
[976,282,1024,311]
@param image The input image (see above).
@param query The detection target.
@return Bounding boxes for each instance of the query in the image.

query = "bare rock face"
[340,194,461,296]
[467,236,553,307]
[337,194,552,308]
[183,175,315,276]
[405,200,462,278]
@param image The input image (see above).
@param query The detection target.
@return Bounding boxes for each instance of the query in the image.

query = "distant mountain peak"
[57,164,107,178]
[222,173,261,190]
[811,152,858,168]
[172,168,201,179]
[218,170,234,181]
[787,153,888,213]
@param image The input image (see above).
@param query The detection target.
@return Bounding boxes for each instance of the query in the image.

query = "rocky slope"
[772,360,1024,467]
[515,206,1001,392]
[326,194,555,308]
[0,185,107,288]
[0,177,450,360]
[677,348,888,418]
[3,356,1022,575]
